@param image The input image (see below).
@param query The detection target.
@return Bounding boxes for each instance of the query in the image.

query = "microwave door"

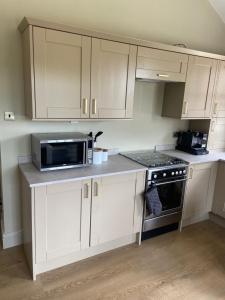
[46,144,54,165]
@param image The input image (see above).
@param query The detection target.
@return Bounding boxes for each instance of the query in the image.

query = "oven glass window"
[146,180,184,218]
[41,142,85,168]
[157,180,184,212]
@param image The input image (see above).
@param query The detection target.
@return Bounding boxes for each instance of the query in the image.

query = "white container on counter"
[102,149,108,162]
[93,148,103,165]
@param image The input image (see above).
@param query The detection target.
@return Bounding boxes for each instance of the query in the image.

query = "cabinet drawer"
[136,47,188,82]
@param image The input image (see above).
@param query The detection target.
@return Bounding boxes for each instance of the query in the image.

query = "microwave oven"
[31,132,93,171]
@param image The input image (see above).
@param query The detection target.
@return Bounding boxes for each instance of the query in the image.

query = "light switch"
[4,112,15,121]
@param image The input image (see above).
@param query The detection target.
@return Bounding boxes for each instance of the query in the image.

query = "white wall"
[1,0,225,247]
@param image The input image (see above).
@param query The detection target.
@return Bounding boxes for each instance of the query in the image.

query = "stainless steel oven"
[31,132,93,171]
[143,165,187,232]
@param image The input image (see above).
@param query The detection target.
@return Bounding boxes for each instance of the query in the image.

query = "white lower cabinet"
[182,162,217,227]
[34,180,91,263]
[91,173,138,246]
[22,171,145,280]
[212,161,225,218]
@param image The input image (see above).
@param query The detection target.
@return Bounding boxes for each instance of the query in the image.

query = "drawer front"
[136,47,188,82]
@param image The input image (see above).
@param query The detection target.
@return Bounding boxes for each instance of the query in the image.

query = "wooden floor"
[1,221,225,300]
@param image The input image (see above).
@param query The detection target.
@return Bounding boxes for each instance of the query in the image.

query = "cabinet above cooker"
[19,17,225,122]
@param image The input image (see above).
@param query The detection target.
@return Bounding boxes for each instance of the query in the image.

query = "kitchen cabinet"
[21,26,137,120]
[136,47,188,82]
[182,162,217,226]
[91,39,137,119]
[90,173,140,246]
[162,56,217,119]
[212,161,225,218]
[212,61,225,118]
[32,27,91,119]
[207,118,225,150]
[34,180,91,262]
[21,170,145,279]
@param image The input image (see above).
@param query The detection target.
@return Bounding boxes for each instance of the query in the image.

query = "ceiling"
[209,0,225,23]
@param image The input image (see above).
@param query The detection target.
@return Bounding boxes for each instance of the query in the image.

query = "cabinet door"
[182,163,217,226]
[212,61,225,118]
[212,162,225,218]
[34,180,91,262]
[90,173,137,246]
[33,27,91,119]
[90,38,137,119]
[208,118,225,150]
[182,56,217,119]
[136,47,188,82]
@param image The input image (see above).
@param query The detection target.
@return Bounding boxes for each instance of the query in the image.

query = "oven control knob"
[179,171,182,175]
[183,170,186,174]
[163,173,167,177]
[175,171,179,175]
[171,172,175,176]
[153,174,157,179]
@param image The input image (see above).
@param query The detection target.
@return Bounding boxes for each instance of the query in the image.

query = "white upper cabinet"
[162,56,218,119]
[33,27,91,119]
[20,18,225,122]
[181,56,217,119]
[136,47,188,82]
[91,39,137,119]
[212,60,225,118]
[22,26,137,120]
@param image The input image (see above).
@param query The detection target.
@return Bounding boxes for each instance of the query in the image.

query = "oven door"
[41,141,87,170]
[145,178,186,219]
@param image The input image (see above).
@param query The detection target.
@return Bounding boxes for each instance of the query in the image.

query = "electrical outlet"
[4,112,15,121]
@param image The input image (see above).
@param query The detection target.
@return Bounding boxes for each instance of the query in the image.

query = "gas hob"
[120,150,187,169]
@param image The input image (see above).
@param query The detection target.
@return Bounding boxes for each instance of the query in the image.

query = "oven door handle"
[152,178,187,186]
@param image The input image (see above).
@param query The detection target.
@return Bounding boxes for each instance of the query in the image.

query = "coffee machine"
[175,131,209,155]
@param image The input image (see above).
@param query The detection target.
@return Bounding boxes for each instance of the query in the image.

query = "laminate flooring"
[1,220,225,300]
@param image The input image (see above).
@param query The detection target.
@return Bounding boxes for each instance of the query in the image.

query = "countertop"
[19,154,147,187]
[19,150,225,187]
[163,150,225,165]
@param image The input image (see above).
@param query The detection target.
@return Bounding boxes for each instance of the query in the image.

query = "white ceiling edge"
[209,0,225,24]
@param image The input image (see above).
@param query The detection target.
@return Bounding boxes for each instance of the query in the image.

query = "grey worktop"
[163,150,225,165]
[19,154,147,187]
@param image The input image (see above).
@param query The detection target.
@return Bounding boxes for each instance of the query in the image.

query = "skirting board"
[182,213,209,227]
[35,233,137,279]
[209,212,225,228]
[2,230,22,249]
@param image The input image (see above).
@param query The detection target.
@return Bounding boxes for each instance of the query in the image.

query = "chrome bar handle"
[157,73,169,78]
[154,178,187,186]
[82,98,88,115]
[92,99,97,115]
[213,103,218,116]
[211,120,216,133]
[183,101,188,115]
[94,181,99,197]
[84,183,89,199]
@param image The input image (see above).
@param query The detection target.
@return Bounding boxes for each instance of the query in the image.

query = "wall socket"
[4,112,15,121]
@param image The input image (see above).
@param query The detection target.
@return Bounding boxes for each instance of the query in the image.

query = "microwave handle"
[83,142,86,164]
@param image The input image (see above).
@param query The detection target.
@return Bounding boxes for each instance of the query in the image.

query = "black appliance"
[120,150,188,239]
[176,130,209,155]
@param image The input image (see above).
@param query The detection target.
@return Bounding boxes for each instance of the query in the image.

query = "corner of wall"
[2,229,23,249]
